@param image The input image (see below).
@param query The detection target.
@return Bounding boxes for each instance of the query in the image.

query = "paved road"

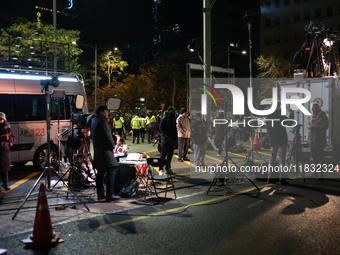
[1,137,340,254]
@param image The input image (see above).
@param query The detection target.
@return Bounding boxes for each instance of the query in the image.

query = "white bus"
[0,73,88,170]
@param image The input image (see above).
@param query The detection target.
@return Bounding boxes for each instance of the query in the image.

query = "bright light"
[0,73,78,82]
[0,74,52,80]
[114,47,118,51]
[323,38,334,47]
[242,51,247,54]
[58,77,78,82]
[72,41,77,45]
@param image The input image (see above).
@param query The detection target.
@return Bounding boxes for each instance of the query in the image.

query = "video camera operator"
[307,102,329,179]
[91,105,120,202]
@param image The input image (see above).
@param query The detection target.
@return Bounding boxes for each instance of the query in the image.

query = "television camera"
[305,21,329,35]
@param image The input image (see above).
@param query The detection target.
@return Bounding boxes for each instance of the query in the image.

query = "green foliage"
[0,21,82,72]
[255,54,294,98]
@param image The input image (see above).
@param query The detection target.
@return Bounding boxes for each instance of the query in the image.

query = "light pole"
[53,0,57,73]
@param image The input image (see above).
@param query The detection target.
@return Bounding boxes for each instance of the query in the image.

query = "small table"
[119,160,149,199]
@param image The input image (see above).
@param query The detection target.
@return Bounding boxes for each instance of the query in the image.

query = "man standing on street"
[131,113,141,144]
[176,108,190,162]
[146,111,156,144]
[91,105,120,202]
[191,113,207,167]
[307,102,329,179]
[266,101,294,184]
[159,107,177,175]
[113,112,124,137]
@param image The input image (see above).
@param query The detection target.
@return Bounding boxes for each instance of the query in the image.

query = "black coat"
[266,109,293,147]
[159,113,177,144]
[1,122,16,172]
[191,120,207,145]
[91,114,118,170]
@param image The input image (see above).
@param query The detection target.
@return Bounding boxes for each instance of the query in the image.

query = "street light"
[227,47,247,68]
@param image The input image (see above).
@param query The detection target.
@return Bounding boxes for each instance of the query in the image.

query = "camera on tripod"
[305,21,329,35]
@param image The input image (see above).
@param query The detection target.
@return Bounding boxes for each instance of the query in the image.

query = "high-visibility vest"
[146,115,156,123]
[114,119,123,129]
[131,117,141,129]
[140,117,147,128]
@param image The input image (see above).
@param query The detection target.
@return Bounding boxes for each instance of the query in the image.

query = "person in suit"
[91,105,120,202]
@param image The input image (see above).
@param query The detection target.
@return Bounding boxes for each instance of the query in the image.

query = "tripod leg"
[297,136,306,180]
[305,42,315,78]
[12,168,47,220]
[229,157,260,191]
[53,170,90,211]
[206,175,219,195]
[316,43,323,76]
[254,150,268,164]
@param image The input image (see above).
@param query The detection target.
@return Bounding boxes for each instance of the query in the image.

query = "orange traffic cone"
[22,183,64,248]
[253,129,262,149]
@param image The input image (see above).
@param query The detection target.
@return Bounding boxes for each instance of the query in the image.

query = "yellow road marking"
[64,183,270,238]
[0,172,40,197]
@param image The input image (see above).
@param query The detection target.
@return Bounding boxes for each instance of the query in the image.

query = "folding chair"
[147,158,176,203]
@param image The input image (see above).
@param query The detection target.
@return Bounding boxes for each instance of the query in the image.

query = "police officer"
[131,113,141,144]
[140,113,147,143]
[146,111,156,144]
[113,112,125,136]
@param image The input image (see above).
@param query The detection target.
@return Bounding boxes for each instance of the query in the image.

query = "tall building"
[260,0,340,59]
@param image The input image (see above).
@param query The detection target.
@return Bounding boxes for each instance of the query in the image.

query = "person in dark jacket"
[307,102,329,178]
[91,105,120,202]
[159,107,177,175]
[0,112,16,191]
[191,113,207,166]
[211,113,225,156]
[266,102,294,184]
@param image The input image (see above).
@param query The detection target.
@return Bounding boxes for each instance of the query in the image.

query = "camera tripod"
[243,128,268,167]
[206,127,260,195]
[286,124,306,180]
[12,81,89,220]
[304,33,324,78]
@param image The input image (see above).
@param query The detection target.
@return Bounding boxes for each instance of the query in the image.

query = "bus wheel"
[33,145,58,171]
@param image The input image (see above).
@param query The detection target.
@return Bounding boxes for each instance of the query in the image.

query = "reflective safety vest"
[146,115,156,123]
[131,117,141,129]
[140,117,147,128]
[114,119,123,129]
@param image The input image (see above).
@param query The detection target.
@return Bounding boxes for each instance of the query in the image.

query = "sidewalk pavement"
[0,135,266,237]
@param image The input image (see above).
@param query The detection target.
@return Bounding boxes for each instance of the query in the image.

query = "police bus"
[0,73,88,170]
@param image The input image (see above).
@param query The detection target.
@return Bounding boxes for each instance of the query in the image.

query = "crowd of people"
[0,99,329,199]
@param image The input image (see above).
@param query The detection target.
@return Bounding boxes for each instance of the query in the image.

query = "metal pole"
[248,22,254,162]
[203,0,211,131]
[53,0,57,73]
[248,22,252,88]
[95,44,97,110]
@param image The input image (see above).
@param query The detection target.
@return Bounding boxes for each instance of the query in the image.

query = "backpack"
[118,180,139,198]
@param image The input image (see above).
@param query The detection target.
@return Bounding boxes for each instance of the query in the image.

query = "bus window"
[50,96,71,120]
[17,95,46,121]
[0,95,15,121]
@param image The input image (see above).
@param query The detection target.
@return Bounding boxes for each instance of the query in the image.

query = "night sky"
[1,0,258,74]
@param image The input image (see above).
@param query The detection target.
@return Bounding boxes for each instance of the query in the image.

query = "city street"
[0,137,340,254]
